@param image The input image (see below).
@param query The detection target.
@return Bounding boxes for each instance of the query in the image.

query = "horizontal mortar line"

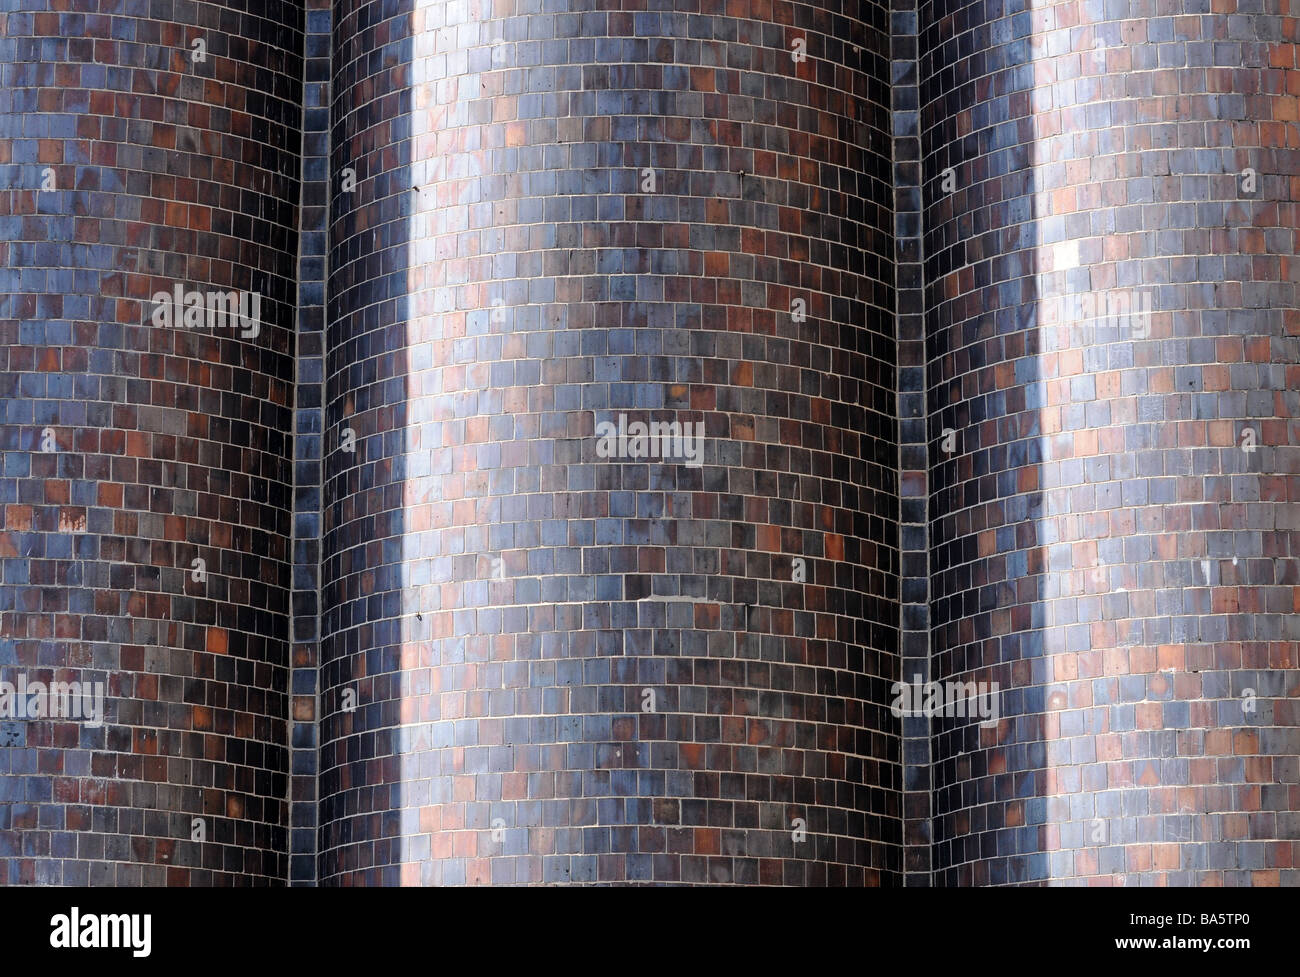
[401,596,880,607]
[315,671,903,691]
[312,710,906,739]
[338,99,892,132]
[315,733,904,756]
[330,598,901,619]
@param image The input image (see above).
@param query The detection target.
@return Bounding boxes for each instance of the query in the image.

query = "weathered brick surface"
[921,0,1300,885]
[0,0,303,885]
[318,0,901,885]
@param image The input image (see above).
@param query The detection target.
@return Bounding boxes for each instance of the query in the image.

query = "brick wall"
[289,0,332,889]
[318,0,902,885]
[922,0,1300,885]
[0,0,303,885]
[1,0,1295,888]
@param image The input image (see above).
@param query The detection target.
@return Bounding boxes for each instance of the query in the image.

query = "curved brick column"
[0,2,303,885]
[922,0,1299,884]
[321,0,900,885]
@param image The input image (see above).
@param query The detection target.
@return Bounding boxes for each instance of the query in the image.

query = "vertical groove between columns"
[289,0,333,887]
[891,0,932,887]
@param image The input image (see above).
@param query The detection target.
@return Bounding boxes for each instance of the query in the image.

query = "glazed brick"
[318,0,902,886]
[892,0,933,886]
[2,0,1296,890]
[0,0,305,886]
[287,0,331,888]
[920,0,1300,886]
